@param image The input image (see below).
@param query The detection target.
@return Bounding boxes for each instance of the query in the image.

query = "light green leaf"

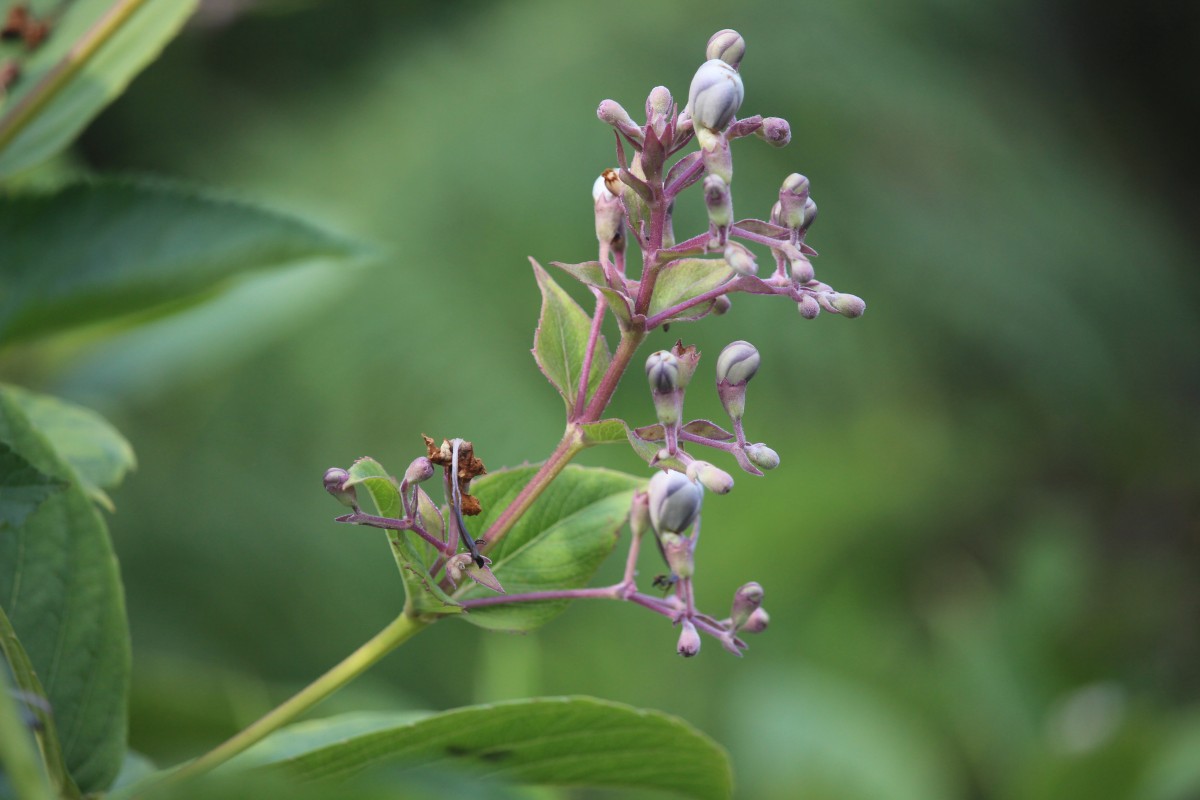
[239,698,733,800]
[531,261,611,411]
[0,178,368,345]
[345,458,461,616]
[0,0,197,179]
[0,389,129,794]
[647,258,733,322]
[5,385,135,512]
[551,260,633,327]
[454,465,641,631]
[578,418,631,445]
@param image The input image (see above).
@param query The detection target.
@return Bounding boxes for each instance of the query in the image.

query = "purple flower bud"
[704,174,732,229]
[716,340,760,385]
[801,197,818,231]
[677,620,702,657]
[687,59,744,135]
[724,240,757,277]
[741,607,770,633]
[687,460,734,494]
[731,581,764,629]
[789,254,814,284]
[713,295,732,315]
[670,341,701,390]
[745,443,780,471]
[597,99,643,143]
[706,29,746,69]
[645,350,680,394]
[797,295,820,319]
[629,490,650,540]
[404,457,434,485]
[648,469,703,536]
[646,85,673,136]
[756,117,791,147]
[778,173,811,230]
[831,293,866,318]
[323,467,357,508]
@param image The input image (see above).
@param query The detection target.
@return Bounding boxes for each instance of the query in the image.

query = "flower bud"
[831,293,866,318]
[800,197,818,231]
[323,467,357,508]
[741,607,770,633]
[444,552,473,588]
[745,443,780,471]
[670,341,701,390]
[797,295,820,319]
[687,460,734,494]
[687,59,744,135]
[629,490,650,540]
[716,340,760,385]
[705,29,745,69]
[778,173,811,230]
[700,133,733,182]
[704,174,732,229]
[660,532,695,578]
[648,469,703,536]
[646,85,673,136]
[713,295,732,315]
[597,99,642,143]
[789,254,814,284]
[645,350,680,394]
[593,172,624,247]
[677,620,702,657]
[404,456,434,485]
[731,582,764,629]
[724,240,757,277]
[755,116,791,147]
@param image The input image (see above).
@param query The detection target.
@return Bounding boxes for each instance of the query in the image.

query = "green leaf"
[634,419,736,443]
[453,465,641,631]
[0,606,78,799]
[5,385,135,512]
[0,178,368,345]
[345,458,461,616]
[0,441,64,528]
[579,418,631,445]
[0,0,198,179]
[531,261,611,411]
[238,697,733,800]
[551,260,633,327]
[647,258,733,322]
[0,389,129,794]
[0,662,54,800]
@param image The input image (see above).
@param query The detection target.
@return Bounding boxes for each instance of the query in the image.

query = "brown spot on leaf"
[1,4,50,49]
[423,435,487,516]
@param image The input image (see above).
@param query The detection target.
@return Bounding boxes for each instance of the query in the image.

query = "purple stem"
[571,290,608,422]
[730,224,788,250]
[337,513,452,554]
[665,156,706,199]
[581,328,646,422]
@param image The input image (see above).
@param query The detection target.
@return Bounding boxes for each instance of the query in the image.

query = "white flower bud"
[831,293,866,318]
[687,59,744,134]
[687,460,734,494]
[724,240,757,277]
[597,99,642,143]
[706,29,746,68]
[716,340,760,385]
[677,620,702,657]
[645,350,680,394]
[648,469,703,535]
[745,443,780,471]
[789,254,814,284]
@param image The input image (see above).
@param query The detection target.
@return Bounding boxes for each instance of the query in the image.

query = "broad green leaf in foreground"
[646,258,733,322]
[531,261,611,411]
[5,385,135,512]
[237,697,733,800]
[0,664,53,800]
[344,457,461,616]
[0,389,129,793]
[0,178,368,345]
[455,465,641,631]
[0,440,63,528]
[0,0,198,179]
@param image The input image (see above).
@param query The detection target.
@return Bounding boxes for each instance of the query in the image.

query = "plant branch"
[0,0,150,154]
[123,612,428,797]
[571,290,608,421]
[581,327,646,422]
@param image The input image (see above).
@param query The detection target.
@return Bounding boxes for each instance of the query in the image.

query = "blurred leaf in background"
[4,0,1191,797]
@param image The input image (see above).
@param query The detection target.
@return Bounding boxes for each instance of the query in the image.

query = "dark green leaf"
[345,458,461,616]
[0,178,368,345]
[0,389,129,793]
[239,697,733,800]
[0,441,64,528]
[0,662,54,800]
[5,385,135,512]
[531,261,611,410]
[0,1,198,179]
[647,258,733,321]
[455,465,641,631]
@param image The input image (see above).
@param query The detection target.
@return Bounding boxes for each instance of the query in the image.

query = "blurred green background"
[25,0,1200,797]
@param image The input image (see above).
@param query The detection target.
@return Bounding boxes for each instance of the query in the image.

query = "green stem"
[0,673,53,800]
[124,612,428,797]
[0,0,150,154]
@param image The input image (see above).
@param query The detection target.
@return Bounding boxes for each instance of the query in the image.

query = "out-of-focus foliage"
[13,0,1192,797]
